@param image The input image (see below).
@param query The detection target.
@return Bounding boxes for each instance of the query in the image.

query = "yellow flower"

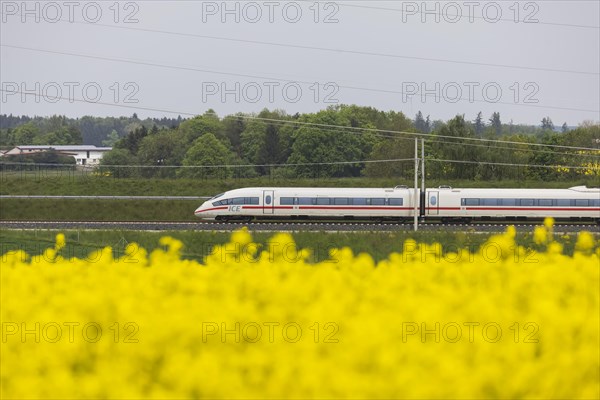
[533,226,548,245]
[575,231,596,252]
[1,225,598,399]
[55,233,66,250]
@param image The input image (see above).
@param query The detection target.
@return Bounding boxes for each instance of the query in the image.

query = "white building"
[2,145,112,165]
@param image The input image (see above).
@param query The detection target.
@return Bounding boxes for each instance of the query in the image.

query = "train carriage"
[426,186,600,222]
[194,186,416,221]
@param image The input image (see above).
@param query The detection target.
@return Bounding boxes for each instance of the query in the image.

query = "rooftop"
[11,145,112,151]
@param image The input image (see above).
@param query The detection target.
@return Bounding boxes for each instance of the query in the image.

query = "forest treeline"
[1,106,598,181]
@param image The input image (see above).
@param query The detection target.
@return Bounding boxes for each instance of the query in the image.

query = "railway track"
[1,220,598,233]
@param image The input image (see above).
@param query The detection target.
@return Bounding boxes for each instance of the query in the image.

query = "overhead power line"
[1,12,597,76]
[3,44,599,114]
[2,158,595,172]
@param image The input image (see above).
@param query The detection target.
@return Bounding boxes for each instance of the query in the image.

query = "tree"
[116,125,148,154]
[180,133,236,178]
[414,111,427,133]
[286,108,378,178]
[424,115,431,133]
[178,110,225,145]
[561,122,569,133]
[541,117,554,131]
[430,115,478,179]
[102,130,120,147]
[222,113,247,155]
[12,122,39,144]
[240,119,289,175]
[488,112,502,136]
[364,137,415,178]
[100,148,136,178]
[474,112,484,137]
[137,131,186,177]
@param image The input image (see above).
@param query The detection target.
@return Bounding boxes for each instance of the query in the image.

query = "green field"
[2,175,598,196]
[0,199,198,221]
[0,228,579,263]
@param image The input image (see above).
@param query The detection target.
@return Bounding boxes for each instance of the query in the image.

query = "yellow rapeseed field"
[1,221,599,399]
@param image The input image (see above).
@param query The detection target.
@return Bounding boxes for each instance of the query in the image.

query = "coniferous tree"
[474,112,484,136]
[414,111,426,132]
[489,112,502,136]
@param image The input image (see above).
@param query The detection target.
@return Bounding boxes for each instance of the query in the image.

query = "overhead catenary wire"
[1,159,595,171]
[0,11,597,76]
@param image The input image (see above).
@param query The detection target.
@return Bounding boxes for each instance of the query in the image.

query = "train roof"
[223,186,599,191]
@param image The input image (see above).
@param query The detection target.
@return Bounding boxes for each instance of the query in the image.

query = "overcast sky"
[1,0,599,125]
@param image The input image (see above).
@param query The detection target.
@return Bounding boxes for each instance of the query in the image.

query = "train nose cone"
[195,202,216,220]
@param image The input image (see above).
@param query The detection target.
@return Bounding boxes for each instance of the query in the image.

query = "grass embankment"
[2,175,597,196]
[0,228,584,263]
[0,199,197,221]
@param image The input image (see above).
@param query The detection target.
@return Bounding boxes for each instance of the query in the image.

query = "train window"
[389,198,404,206]
[280,197,294,205]
[500,199,516,206]
[538,199,553,207]
[462,198,480,206]
[334,198,349,205]
[481,198,498,206]
[352,198,368,205]
[519,199,535,207]
[232,197,245,205]
[298,197,314,205]
[249,197,259,205]
[316,198,331,205]
[371,198,385,206]
[591,199,600,206]
[556,199,571,206]
[575,199,589,207]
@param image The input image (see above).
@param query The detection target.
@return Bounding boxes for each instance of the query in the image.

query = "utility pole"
[421,138,425,223]
[414,138,419,232]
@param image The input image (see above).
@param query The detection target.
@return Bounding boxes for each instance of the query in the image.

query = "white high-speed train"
[194,186,600,223]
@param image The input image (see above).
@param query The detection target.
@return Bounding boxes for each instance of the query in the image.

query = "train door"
[263,190,274,214]
[428,191,439,215]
